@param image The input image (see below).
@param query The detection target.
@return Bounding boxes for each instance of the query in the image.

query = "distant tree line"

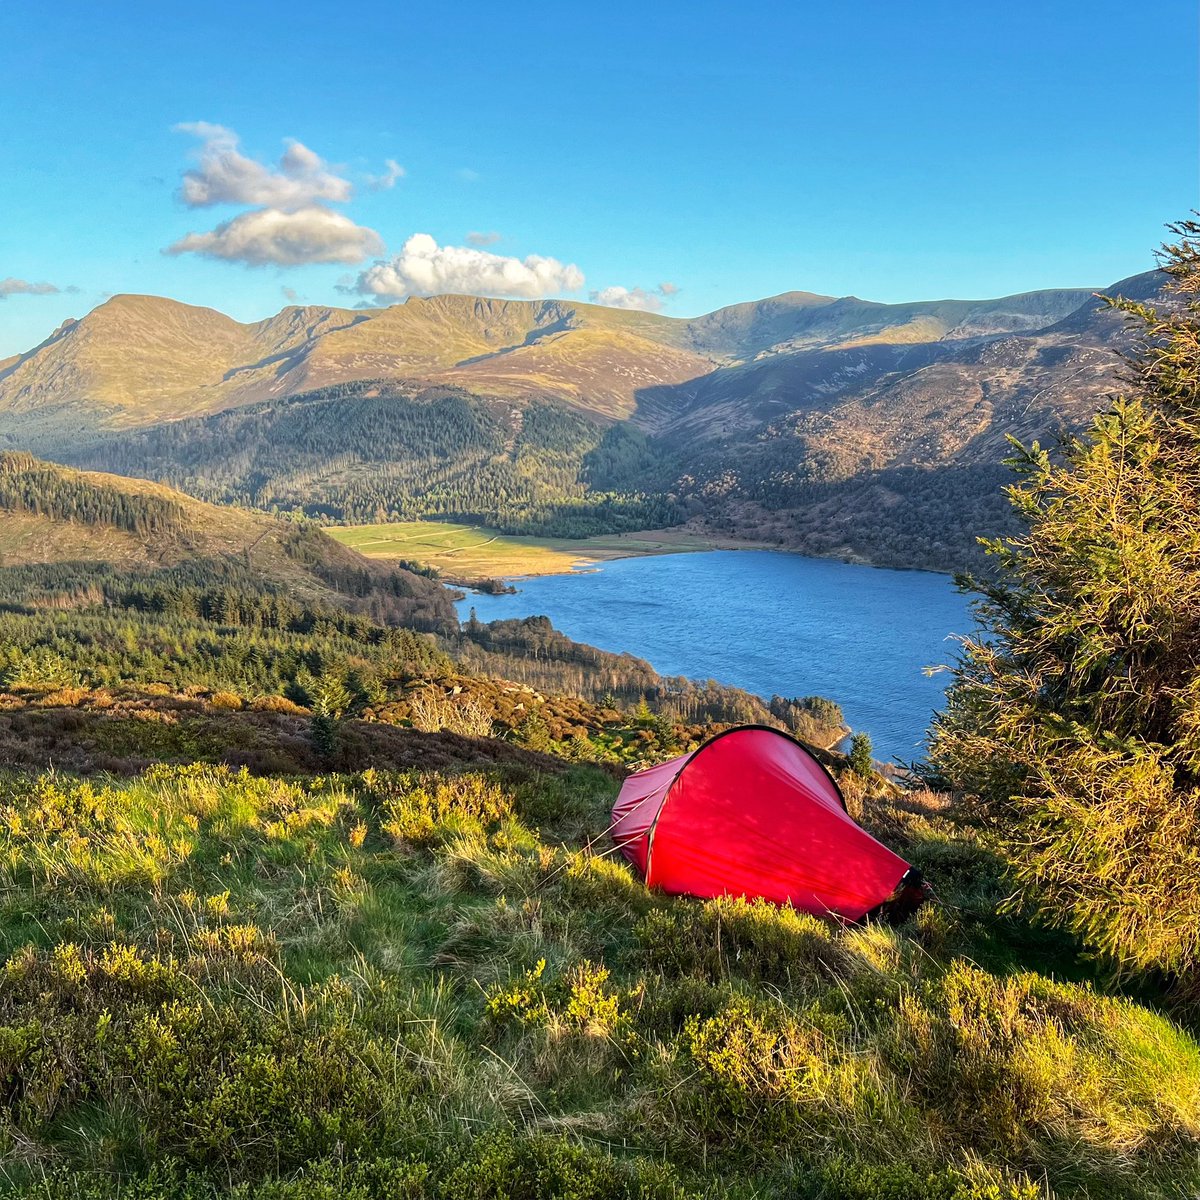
[453,613,845,733]
[66,385,685,538]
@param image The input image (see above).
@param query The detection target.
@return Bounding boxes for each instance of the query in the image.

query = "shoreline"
[329,518,957,583]
[463,537,956,585]
[483,530,777,581]
[328,519,775,581]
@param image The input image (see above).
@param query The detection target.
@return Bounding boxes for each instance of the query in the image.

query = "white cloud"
[589,282,680,312]
[0,278,61,299]
[166,123,385,268]
[365,158,405,191]
[281,286,300,303]
[355,233,584,301]
[174,122,353,209]
[167,206,384,267]
[456,167,481,183]
[590,285,663,312]
[466,230,502,247]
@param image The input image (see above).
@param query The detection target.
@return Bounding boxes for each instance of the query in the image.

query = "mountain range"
[0,270,1164,571]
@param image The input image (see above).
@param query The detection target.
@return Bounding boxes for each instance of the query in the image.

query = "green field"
[329,519,761,578]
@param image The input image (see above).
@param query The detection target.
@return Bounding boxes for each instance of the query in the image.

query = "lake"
[455,550,975,764]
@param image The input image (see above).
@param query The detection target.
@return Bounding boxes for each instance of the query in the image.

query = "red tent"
[611,725,923,922]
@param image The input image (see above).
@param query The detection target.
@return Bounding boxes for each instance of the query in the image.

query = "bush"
[437,1131,696,1200]
[0,943,430,1180]
[485,957,630,1040]
[311,711,338,758]
[248,693,309,714]
[637,954,1200,1190]
[810,1159,1040,1200]
[408,689,494,737]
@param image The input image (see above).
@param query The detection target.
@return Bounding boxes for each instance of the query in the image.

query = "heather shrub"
[634,896,850,989]
[485,957,630,1041]
[637,959,1200,1194]
[0,743,1195,1197]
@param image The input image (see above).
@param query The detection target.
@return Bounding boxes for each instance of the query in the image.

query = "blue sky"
[1,1,1196,357]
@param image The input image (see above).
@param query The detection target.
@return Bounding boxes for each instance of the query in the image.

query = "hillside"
[57,385,686,538]
[0,454,831,740]
[0,685,1196,1199]
[667,271,1161,450]
[0,451,456,628]
[0,274,1162,570]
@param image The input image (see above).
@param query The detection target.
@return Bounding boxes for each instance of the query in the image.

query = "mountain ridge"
[0,270,1166,572]
[0,279,1121,450]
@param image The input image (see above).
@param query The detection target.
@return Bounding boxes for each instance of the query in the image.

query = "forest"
[669,453,1016,571]
[66,385,684,538]
[0,452,187,540]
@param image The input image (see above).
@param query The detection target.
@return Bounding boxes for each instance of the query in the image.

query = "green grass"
[0,760,1196,1199]
[328,519,760,579]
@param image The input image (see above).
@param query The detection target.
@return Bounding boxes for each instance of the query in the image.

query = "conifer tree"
[849,732,874,777]
[929,219,1200,986]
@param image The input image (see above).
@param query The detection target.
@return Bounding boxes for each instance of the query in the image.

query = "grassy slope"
[0,719,1196,1199]
[0,469,270,570]
[328,520,766,578]
[439,326,719,421]
[0,295,367,433]
[0,510,182,572]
